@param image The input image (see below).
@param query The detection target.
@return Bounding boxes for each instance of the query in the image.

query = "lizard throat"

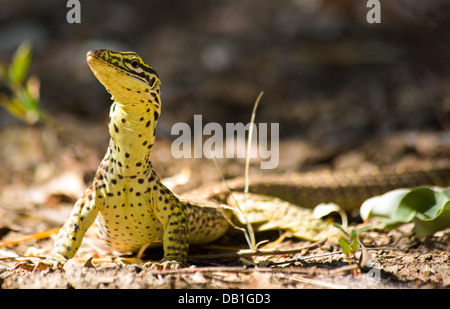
[104,101,159,178]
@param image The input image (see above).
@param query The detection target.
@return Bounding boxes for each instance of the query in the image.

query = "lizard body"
[183,165,450,212]
[44,50,230,270]
[18,49,450,271]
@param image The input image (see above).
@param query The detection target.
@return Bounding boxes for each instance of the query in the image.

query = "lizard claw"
[13,258,64,273]
[13,260,36,272]
[144,259,184,271]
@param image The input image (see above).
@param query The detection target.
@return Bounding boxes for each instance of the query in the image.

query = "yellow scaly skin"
[14,49,450,272]
[18,49,230,271]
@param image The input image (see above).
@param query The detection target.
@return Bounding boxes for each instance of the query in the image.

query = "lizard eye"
[130,59,140,69]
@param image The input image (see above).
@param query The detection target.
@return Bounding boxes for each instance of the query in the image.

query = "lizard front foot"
[143,259,185,271]
[13,258,64,273]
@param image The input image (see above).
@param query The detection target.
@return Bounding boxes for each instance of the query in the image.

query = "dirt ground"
[0,121,448,289]
[2,229,450,289]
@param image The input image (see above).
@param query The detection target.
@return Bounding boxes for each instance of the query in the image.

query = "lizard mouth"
[86,49,109,65]
[86,49,112,61]
[86,50,146,86]
[86,49,159,88]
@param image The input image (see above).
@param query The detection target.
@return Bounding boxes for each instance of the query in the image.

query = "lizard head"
[86,49,161,108]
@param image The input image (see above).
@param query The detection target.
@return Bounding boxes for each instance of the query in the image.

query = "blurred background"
[0,0,449,197]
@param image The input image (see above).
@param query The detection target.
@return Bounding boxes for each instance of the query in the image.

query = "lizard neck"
[106,100,160,178]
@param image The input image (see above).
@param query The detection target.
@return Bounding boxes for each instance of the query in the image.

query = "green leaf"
[413,209,450,236]
[350,230,359,253]
[412,190,450,236]
[360,186,450,236]
[361,188,413,226]
[400,188,433,218]
[8,40,32,85]
[338,237,351,256]
[416,188,450,220]
[0,96,27,123]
